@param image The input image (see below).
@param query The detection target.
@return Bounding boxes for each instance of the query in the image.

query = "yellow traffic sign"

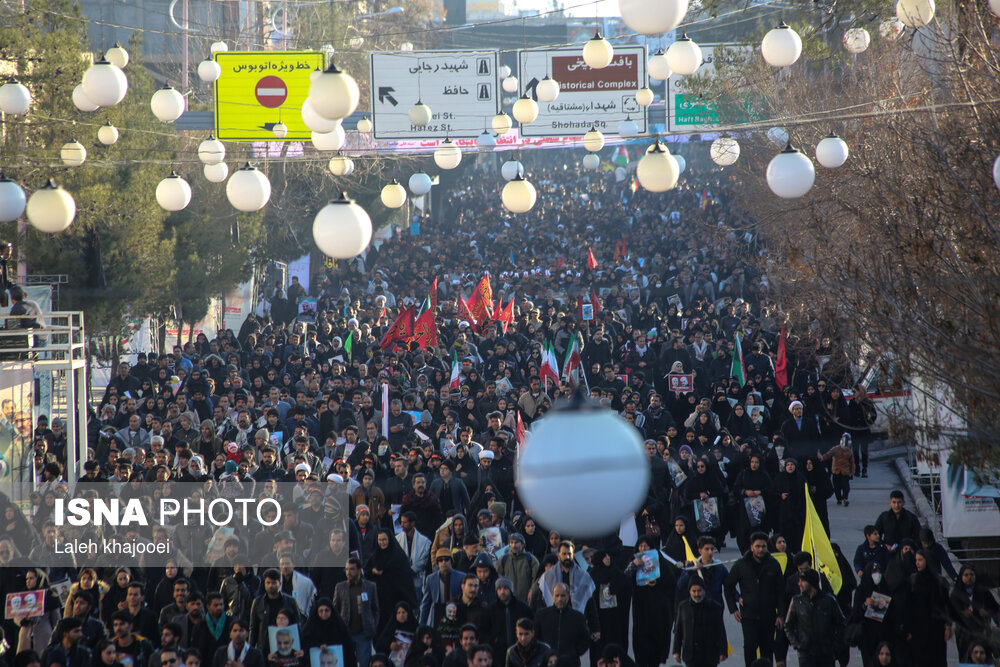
[214,51,325,141]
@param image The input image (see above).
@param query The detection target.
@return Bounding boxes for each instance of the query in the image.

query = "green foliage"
[0,0,261,335]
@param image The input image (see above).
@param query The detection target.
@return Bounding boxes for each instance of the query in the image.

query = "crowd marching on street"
[2,159,997,667]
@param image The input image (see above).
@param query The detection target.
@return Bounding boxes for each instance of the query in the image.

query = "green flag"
[344,330,353,362]
[730,331,745,387]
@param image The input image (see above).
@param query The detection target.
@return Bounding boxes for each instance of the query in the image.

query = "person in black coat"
[587,550,632,667]
[850,564,901,667]
[773,459,807,551]
[366,530,420,631]
[211,620,264,667]
[803,457,834,536]
[950,565,1000,661]
[534,584,591,667]
[673,578,728,667]
[301,597,358,667]
[723,533,785,666]
[624,536,676,667]
[732,453,773,554]
[903,550,953,667]
[779,401,821,458]
[480,577,532,658]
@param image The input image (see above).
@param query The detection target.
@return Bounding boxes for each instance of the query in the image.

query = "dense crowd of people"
[1,157,997,667]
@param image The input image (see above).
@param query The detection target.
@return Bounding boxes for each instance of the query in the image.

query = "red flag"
[776,325,788,389]
[466,275,493,324]
[590,288,602,315]
[412,307,438,351]
[516,410,527,453]
[378,306,414,350]
[428,276,438,311]
[495,295,514,334]
[457,293,478,331]
[577,295,584,321]
[587,247,598,271]
[614,240,622,260]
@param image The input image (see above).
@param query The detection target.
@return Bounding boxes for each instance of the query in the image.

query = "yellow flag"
[773,551,789,575]
[801,483,843,593]
[683,536,698,563]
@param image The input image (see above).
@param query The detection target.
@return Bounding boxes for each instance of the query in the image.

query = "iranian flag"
[775,325,788,389]
[731,331,746,387]
[449,350,462,391]
[562,337,586,391]
[539,341,560,390]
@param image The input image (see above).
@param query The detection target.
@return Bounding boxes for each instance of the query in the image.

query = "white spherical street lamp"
[501,76,519,94]
[409,101,432,127]
[896,0,935,27]
[105,43,129,69]
[477,131,497,148]
[501,173,537,213]
[0,173,26,223]
[492,112,513,136]
[536,76,560,102]
[380,179,407,208]
[198,135,225,165]
[710,136,740,166]
[82,57,128,107]
[766,144,816,198]
[500,65,512,79]
[582,153,600,170]
[815,132,849,168]
[409,172,433,196]
[26,179,76,233]
[309,63,360,120]
[60,139,87,167]
[155,172,192,212]
[313,193,373,259]
[635,87,654,107]
[501,160,524,181]
[516,394,650,537]
[198,59,222,83]
[761,22,802,67]
[226,163,271,212]
[150,86,185,122]
[637,141,679,192]
[648,50,672,81]
[72,84,99,112]
[329,155,355,176]
[666,34,702,76]
[512,95,539,124]
[203,162,229,183]
[357,116,373,133]
[582,31,614,69]
[210,41,229,54]
[843,28,871,54]
[767,126,789,146]
[879,17,905,39]
[97,122,119,146]
[434,138,463,170]
[0,79,31,115]
[617,0,688,36]
[301,98,340,133]
[618,116,639,137]
[582,127,605,153]
[311,125,346,151]
[272,122,288,139]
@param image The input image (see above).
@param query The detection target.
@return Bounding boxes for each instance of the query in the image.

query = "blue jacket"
[419,568,467,626]
[852,541,890,575]
[677,561,729,607]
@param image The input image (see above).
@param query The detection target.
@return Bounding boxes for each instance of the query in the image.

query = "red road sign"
[255,75,287,108]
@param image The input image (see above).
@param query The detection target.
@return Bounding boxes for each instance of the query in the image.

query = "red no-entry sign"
[255,75,287,108]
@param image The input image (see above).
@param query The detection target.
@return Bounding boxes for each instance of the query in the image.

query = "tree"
[691,1,1000,463]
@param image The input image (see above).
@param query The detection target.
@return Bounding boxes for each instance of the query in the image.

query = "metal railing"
[0,311,87,365]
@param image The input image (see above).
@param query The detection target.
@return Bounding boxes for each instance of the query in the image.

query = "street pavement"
[604,460,962,666]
